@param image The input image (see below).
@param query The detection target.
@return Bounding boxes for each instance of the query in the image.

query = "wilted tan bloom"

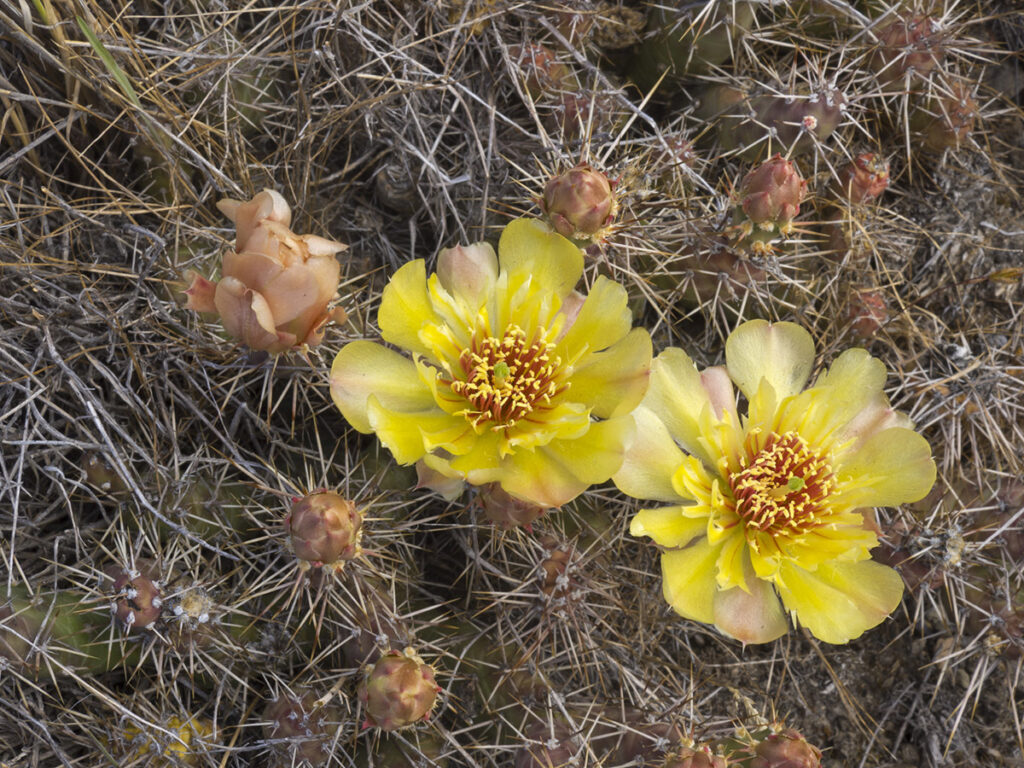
[186,189,346,354]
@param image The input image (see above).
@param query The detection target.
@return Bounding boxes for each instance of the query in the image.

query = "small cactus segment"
[539,164,618,243]
[478,482,548,529]
[117,715,215,767]
[746,729,822,768]
[835,153,890,205]
[730,155,807,253]
[359,647,440,731]
[628,1,755,88]
[106,563,163,632]
[704,87,847,158]
[515,717,580,768]
[263,690,341,766]
[663,744,729,768]
[287,491,363,569]
[870,13,945,83]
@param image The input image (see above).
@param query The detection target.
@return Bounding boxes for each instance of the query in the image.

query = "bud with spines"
[286,491,363,569]
[870,13,945,83]
[359,647,440,731]
[478,482,548,529]
[835,153,890,205]
[539,164,618,244]
[664,744,729,768]
[730,155,807,254]
[106,563,163,632]
[743,728,822,768]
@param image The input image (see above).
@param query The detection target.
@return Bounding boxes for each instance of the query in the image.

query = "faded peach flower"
[185,189,347,354]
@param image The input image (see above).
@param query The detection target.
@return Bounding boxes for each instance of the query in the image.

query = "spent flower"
[330,218,651,508]
[615,320,935,644]
[186,189,347,354]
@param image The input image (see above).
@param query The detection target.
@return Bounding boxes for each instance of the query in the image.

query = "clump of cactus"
[3,0,1021,764]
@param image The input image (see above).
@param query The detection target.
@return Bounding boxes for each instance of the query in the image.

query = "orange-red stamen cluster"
[447,325,565,430]
[730,430,835,536]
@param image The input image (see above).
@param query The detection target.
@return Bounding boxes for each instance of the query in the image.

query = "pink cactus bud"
[836,153,890,205]
[749,729,822,768]
[845,287,889,339]
[871,14,945,82]
[358,648,440,731]
[186,190,347,354]
[106,563,163,631]
[663,744,730,768]
[509,43,573,98]
[264,691,340,766]
[288,492,362,567]
[736,155,806,243]
[478,483,549,529]
[539,164,618,241]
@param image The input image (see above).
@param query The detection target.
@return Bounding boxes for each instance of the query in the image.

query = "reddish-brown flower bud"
[479,483,548,529]
[739,155,807,232]
[287,492,362,568]
[539,164,618,241]
[749,729,822,768]
[359,648,440,731]
[836,154,890,205]
[663,744,729,768]
[509,43,573,99]
[845,287,889,339]
[106,563,163,631]
[871,14,944,82]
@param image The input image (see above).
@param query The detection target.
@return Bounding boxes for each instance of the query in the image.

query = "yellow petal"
[629,505,707,548]
[330,341,434,433]
[496,417,632,506]
[614,406,688,503]
[776,559,904,644]
[642,347,723,466]
[713,577,789,645]
[833,427,936,508]
[436,242,498,310]
[367,398,459,465]
[377,260,444,356]
[726,320,815,402]
[498,218,583,299]
[558,276,633,361]
[569,327,652,419]
[780,348,888,445]
[660,540,723,624]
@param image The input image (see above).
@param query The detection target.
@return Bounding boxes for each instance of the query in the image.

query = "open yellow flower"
[615,320,935,644]
[330,218,651,508]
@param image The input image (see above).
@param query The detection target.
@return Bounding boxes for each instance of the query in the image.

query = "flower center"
[448,325,565,430]
[729,430,835,536]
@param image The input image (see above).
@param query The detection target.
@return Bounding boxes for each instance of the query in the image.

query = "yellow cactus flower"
[615,320,935,644]
[330,218,652,508]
